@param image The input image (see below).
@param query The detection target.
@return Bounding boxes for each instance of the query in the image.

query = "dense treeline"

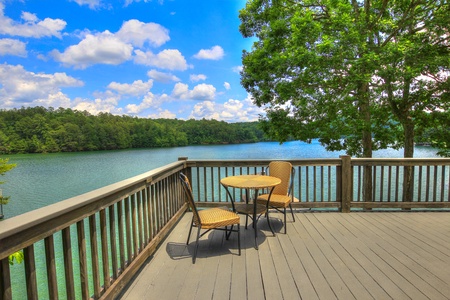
[0,107,267,154]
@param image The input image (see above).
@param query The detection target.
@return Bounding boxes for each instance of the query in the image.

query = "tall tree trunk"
[360,83,373,205]
[403,118,415,204]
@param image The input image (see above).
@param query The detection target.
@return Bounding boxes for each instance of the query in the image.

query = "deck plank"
[118,211,450,300]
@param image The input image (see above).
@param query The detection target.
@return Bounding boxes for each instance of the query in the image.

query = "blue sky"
[0,0,263,122]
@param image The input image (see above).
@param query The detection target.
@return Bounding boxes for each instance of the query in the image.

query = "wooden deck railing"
[0,161,188,300]
[1,156,449,299]
[182,156,450,212]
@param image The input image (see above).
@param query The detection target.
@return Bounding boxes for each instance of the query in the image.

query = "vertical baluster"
[142,188,149,246]
[387,166,392,201]
[62,227,75,300]
[196,167,200,203]
[373,166,377,201]
[433,165,438,202]
[164,179,169,224]
[447,166,450,202]
[108,205,118,280]
[426,166,431,202]
[24,245,38,300]
[136,192,143,252]
[380,166,384,202]
[210,167,214,202]
[357,166,362,202]
[156,182,163,233]
[328,166,332,202]
[203,167,207,202]
[117,200,126,273]
[130,194,139,255]
[148,185,155,241]
[306,166,310,202]
[100,209,110,291]
[440,166,445,202]
[76,220,89,299]
[313,166,317,202]
[1,257,12,300]
[89,215,101,298]
[125,196,133,264]
[395,166,400,202]
[131,194,138,257]
[44,235,58,299]
[418,166,423,202]
[298,166,302,202]
[218,167,222,202]
[320,166,324,202]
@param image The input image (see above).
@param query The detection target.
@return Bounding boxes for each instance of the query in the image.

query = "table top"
[220,174,281,189]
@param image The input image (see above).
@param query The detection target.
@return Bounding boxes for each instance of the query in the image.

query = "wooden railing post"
[178,156,191,182]
[340,155,352,213]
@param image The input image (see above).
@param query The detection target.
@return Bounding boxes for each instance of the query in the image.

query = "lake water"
[1,141,440,219]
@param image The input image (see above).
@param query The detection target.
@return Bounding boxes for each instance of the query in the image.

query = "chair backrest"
[267,161,294,196]
[179,173,201,226]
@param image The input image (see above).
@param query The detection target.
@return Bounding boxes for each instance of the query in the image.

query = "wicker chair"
[179,173,241,263]
[256,161,296,234]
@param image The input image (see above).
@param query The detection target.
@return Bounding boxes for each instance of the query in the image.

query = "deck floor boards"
[119,211,450,300]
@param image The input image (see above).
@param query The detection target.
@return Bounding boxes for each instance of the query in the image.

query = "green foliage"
[9,251,24,265]
[0,107,267,154]
[239,0,450,157]
[0,158,16,184]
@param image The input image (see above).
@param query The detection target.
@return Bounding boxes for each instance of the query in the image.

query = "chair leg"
[226,225,232,240]
[284,207,287,234]
[237,224,241,256]
[245,215,248,229]
[290,203,295,222]
[187,217,194,245]
[266,208,275,236]
[193,226,201,264]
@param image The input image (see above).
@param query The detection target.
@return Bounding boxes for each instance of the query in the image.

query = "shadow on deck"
[118,211,450,300]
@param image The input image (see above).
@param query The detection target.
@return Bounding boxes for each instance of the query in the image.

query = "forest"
[0,107,267,154]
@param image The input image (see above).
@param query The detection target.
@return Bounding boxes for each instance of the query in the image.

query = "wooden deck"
[118,211,450,300]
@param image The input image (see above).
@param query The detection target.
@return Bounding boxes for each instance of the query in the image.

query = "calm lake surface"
[1,141,439,219]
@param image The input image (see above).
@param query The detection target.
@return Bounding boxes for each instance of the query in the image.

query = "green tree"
[0,157,23,264]
[1,158,16,208]
[239,0,450,201]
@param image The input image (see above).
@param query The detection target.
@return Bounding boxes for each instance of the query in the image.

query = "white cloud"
[171,83,216,101]
[72,96,123,115]
[191,84,216,100]
[189,95,263,122]
[125,92,158,114]
[50,31,133,69]
[116,19,170,48]
[134,49,188,70]
[107,79,153,96]
[0,3,66,38]
[193,45,224,60]
[124,0,155,7]
[171,83,189,99]
[224,82,231,90]
[0,38,27,57]
[232,66,243,73]
[0,64,83,108]
[190,74,207,82]
[70,0,102,9]
[147,108,177,119]
[147,69,180,83]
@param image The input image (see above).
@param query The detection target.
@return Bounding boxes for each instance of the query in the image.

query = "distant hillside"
[0,107,268,154]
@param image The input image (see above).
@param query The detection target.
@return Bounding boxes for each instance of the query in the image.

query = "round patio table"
[220,175,281,249]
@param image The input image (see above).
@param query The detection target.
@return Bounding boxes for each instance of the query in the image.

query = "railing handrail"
[351,157,450,166]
